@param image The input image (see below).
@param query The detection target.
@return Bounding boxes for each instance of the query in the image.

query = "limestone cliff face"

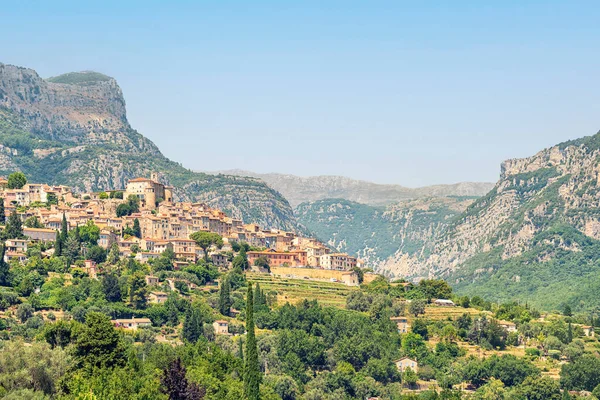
[380,132,600,309]
[0,62,299,231]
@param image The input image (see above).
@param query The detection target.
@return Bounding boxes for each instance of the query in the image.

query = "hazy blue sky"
[2,1,599,186]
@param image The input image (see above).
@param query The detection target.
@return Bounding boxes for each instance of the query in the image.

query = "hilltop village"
[0,172,360,279]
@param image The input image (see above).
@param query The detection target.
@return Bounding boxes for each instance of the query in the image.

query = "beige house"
[341,271,359,286]
[145,275,160,286]
[582,325,595,337]
[5,239,27,253]
[213,320,229,335]
[112,318,152,330]
[498,320,517,333]
[24,227,57,242]
[390,316,410,334]
[394,357,418,373]
[148,291,168,304]
[319,253,357,271]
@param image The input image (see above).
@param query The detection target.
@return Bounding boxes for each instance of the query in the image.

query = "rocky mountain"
[213,169,494,207]
[0,63,299,230]
[295,197,475,266]
[383,132,600,310]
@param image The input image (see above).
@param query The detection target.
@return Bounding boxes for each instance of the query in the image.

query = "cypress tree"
[5,211,23,239]
[182,306,202,343]
[218,277,231,316]
[0,198,5,224]
[0,245,8,285]
[243,283,261,399]
[55,230,63,257]
[133,218,141,238]
[73,224,81,244]
[60,213,68,242]
[238,337,244,361]
[567,322,573,344]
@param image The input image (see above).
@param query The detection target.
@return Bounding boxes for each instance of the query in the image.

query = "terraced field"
[247,273,357,308]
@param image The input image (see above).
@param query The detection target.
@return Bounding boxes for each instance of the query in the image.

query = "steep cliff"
[215,169,494,207]
[0,63,299,230]
[382,132,600,310]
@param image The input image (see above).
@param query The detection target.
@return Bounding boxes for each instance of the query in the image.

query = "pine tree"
[133,218,142,238]
[218,277,231,316]
[244,283,261,399]
[0,198,5,224]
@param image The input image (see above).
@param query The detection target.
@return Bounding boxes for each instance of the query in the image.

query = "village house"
[394,357,419,373]
[498,320,517,333]
[145,275,160,286]
[23,227,57,242]
[433,299,456,307]
[390,316,411,334]
[341,271,360,286]
[582,325,595,337]
[148,291,168,304]
[319,253,357,271]
[5,239,27,253]
[247,249,300,267]
[112,318,152,330]
[98,230,117,249]
[213,320,230,335]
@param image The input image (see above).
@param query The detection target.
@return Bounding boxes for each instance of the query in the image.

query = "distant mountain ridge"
[0,63,299,231]
[211,169,494,207]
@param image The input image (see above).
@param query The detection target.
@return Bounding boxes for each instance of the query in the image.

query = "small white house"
[433,299,455,307]
[394,357,418,373]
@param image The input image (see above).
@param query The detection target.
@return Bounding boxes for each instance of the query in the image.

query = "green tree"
[87,245,107,264]
[106,242,120,265]
[517,376,561,400]
[79,220,100,245]
[232,246,249,270]
[182,305,203,343]
[7,172,27,189]
[74,312,127,371]
[24,216,43,228]
[560,355,600,391]
[128,272,148,309]
[244,283,261,399]
[218,277,231,316]
[409,299,426,317]
[253,255,270,272]
[190,231,223,262]
[133,218,142,238]
[5,210,24,239]
[102,273,122,302]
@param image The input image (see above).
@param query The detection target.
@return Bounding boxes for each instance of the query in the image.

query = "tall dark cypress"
[218,277,231,316]
[244,283,261,400]
[60,213,68,242]
[0,198,5,224]
[55,230,63,256]
[243,283,261,399]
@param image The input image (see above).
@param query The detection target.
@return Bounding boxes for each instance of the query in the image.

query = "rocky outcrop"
[380,131,600,310]
[0,62,299,231]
